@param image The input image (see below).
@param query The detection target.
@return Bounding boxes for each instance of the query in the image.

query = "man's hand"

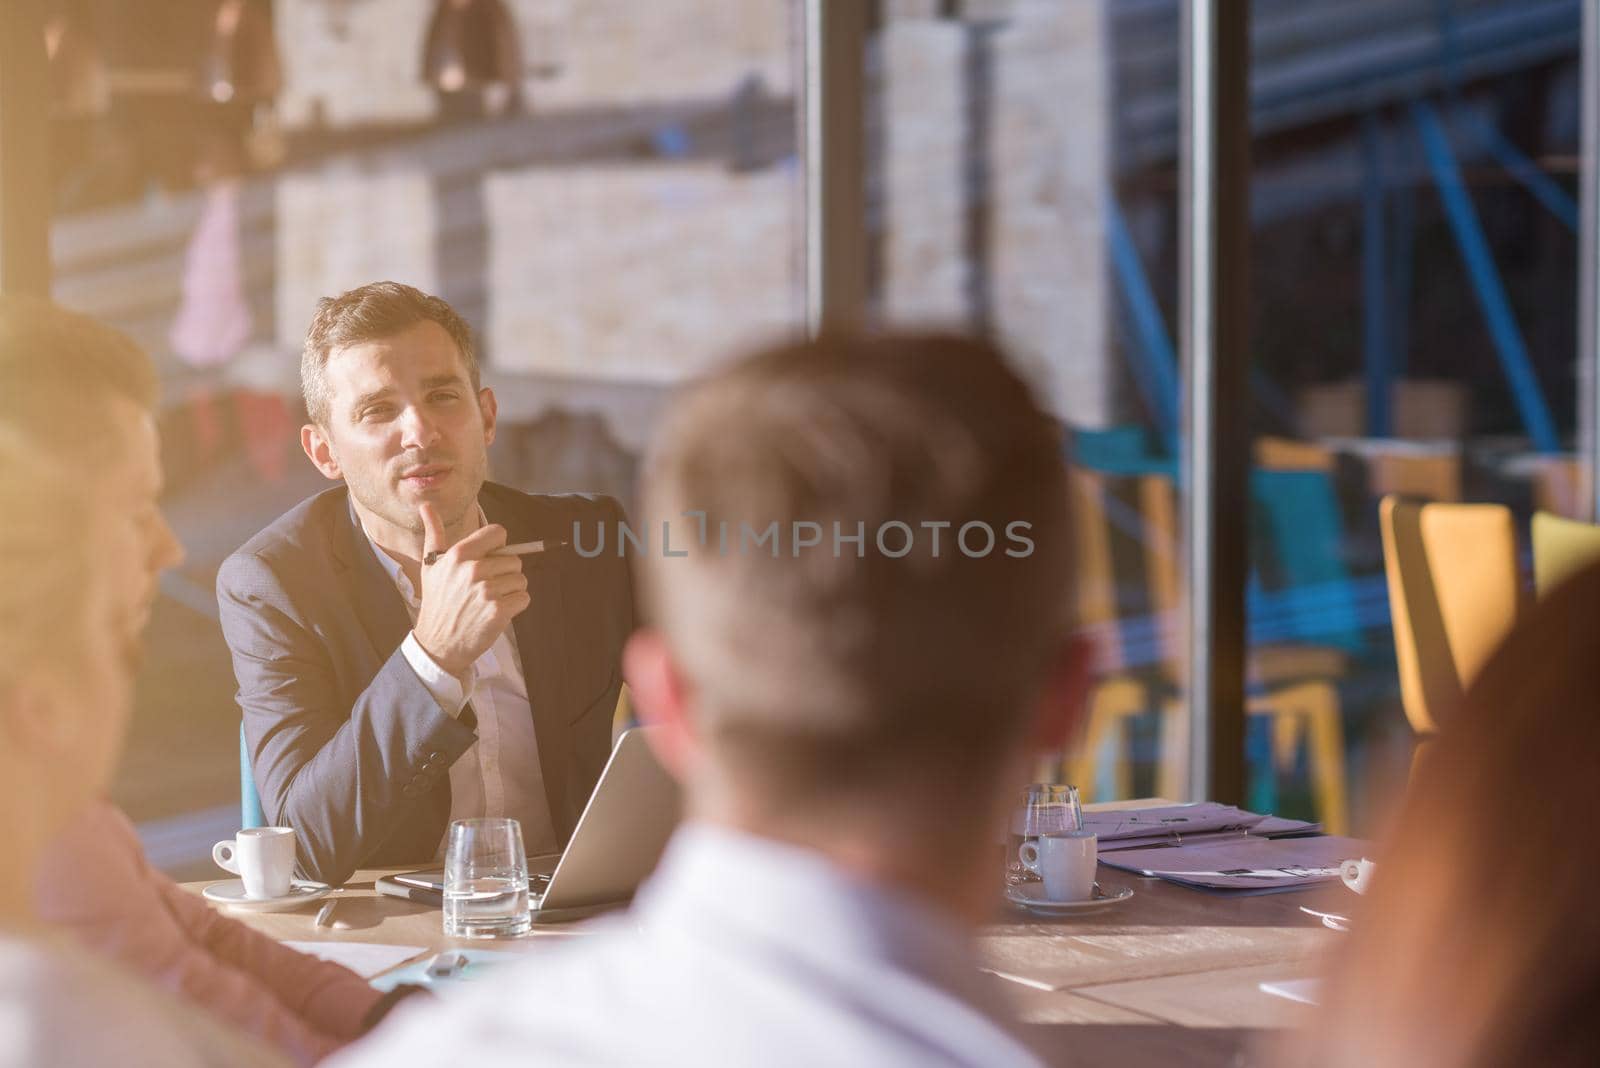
[412,502,530,678]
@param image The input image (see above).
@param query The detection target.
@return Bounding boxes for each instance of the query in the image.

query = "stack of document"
[1100,833,1366,891]
[1085,803,1363,892]
[1084,802,1320,852]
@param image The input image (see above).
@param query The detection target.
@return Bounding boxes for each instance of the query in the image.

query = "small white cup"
[1339,857,1376,895]
[213,827,297,900]
[1019,830,1098,902]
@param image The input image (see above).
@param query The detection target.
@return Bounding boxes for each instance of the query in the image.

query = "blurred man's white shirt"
[332,823,1044,1068]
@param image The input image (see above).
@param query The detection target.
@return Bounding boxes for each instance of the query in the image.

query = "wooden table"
[185,800,1350,1067]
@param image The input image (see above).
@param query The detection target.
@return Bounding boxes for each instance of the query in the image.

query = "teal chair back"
[240,724,264,829]
[1066,439,1359,817]
[1250,469,1364,654]
[1069,426,1175,476]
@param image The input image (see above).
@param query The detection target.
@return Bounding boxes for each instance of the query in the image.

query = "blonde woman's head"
[0,432,136,824]
[0,296,183,655]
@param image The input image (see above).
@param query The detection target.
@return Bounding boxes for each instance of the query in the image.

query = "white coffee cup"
[1339,857,1376,895]
[1019,830,1098,902]
[213,827,297,900]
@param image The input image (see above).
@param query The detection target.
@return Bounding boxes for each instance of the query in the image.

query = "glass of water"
[443,817,532,938]
[1006,784,1083,886]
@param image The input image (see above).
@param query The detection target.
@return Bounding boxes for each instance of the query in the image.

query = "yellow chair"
[1378,497,1520,746]
[1531,511,1600,598]
[1060,468,1351,832]
[1138,474,1350,833]
[1254,435,1335,473]
[1155,679,1347,834]
[1139,470,1350,837]
[1059,468,1165,797]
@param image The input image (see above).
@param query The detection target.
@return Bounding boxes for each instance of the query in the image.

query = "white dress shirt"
[363,518,559,858]
[329,824,1045,1068]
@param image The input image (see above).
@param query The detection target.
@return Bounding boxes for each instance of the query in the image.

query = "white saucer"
[1006,881,1134,913]
[202,879,332,912]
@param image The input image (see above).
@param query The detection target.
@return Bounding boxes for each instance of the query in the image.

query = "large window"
[867,0,1589,834]
[6,0,1596,866]
[1241,0,1585,832]
[43,0,802,874]
[866,0,1191,805]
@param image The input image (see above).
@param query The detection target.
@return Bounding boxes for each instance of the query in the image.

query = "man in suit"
[218,282,632,886]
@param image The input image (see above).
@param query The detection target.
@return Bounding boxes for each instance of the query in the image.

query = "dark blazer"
[216,483,633,886]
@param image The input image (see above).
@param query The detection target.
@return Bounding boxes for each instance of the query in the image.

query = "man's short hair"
[0,296,157,469]
[640,332,1074,806]
[301,281,478,425]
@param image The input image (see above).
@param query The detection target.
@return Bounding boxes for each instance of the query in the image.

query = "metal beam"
[802,0,868,335]
[1362,112,1392,437]
[1391,171,1416,380]
[1583,0,1600,519]
[0,0,50,296]
[1181,0,1250,807]
[1467,112,1578,233]
[1107,198,1181,453]
[1412,99,1560,454]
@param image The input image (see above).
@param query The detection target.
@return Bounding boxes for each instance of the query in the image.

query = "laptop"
[376,726,682,923]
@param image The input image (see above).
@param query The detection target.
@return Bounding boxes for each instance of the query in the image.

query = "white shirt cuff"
[402,631,475,718]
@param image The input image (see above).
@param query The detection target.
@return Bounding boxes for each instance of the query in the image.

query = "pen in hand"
[495,540,569,556]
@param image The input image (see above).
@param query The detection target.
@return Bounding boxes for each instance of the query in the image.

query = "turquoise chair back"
[1250,469,1364,654]
[1069,426,1176,476]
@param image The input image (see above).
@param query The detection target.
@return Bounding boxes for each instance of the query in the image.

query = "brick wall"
[275,171,438,342]
[485,163,797,380]
[277,0,794,127]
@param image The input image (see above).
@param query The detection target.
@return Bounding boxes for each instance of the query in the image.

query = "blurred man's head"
[0,297,184,662]
[0,435,136,851]
[299,282,495,548]
[626,333,1086,882]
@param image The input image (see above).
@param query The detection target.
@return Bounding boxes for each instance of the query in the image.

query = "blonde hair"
[0,298,148,687]
[0,295,156,473]
[0,432,95,688]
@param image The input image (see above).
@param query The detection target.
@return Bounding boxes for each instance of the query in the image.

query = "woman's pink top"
[34,801,383,1066]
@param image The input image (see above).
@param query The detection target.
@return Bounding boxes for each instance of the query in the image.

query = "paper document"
[280,941,427,979]
[1099,834,1368,891]
[1085,803,1320,853]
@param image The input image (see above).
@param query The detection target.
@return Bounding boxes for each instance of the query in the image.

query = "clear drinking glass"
[443,817,532,938]
[1006,784,1083,886]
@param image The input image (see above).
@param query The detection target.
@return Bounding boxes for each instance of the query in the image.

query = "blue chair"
[240,724,264,829]
[1062,436,1354,829]
[1241,468,1359,826]
[1068,425,1176,477]
[1250,469,1364,655]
